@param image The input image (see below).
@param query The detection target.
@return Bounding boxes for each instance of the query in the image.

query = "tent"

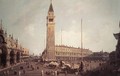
[49,62,59,66]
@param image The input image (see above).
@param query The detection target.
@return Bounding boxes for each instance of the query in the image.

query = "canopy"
[49,61,59,66]
[64,64,71,68]
[72,64,79,69]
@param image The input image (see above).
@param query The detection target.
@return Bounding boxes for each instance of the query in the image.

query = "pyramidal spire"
[48,0,54,12]
[51,0,52,3]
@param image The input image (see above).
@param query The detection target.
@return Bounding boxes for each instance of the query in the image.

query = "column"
[13,54,16,64]
[6,54,10,67]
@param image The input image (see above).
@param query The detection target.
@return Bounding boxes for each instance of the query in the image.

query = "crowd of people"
[0,59,113,76]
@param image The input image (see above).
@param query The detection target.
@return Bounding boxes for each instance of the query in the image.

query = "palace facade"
[55,45,92,61]
[0,21,29,68]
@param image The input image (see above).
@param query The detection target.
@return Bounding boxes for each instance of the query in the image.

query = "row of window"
[55,52,89,56]
[23,51,29,54]
[56,57,79,61]
[56,48,78,52]
[55,48,90,53]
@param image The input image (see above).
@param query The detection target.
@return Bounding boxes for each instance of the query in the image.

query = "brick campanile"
[46,1,56,61]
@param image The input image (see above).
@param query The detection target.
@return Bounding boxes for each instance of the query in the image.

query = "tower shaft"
[46,1,56,61]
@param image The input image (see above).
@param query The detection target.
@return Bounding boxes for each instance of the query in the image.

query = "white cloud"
[24,24,35,37]
[0,0,120,55]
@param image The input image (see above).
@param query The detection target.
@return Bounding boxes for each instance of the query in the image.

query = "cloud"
[24,24,35,37]
[0,0,120,55]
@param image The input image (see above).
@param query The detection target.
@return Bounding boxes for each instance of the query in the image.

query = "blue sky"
[0,0,120,55]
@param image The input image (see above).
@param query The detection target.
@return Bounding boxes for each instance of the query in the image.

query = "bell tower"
[46,0,56,61]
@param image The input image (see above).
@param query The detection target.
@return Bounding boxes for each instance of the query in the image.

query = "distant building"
[87,51,109,61]
[22,48,29,59]
[42,45,92,61]
[55,45,92,61]
[109,51,115,62]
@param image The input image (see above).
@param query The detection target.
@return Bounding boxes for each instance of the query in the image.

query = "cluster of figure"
[13,65,26,76]
[45,70,59,76]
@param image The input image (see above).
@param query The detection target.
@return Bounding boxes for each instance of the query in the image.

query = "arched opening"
[16,52,20,63]
[10,50,15,65]
[1,48,7,67]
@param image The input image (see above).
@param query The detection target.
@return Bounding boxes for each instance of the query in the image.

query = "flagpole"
[61,28,62,45]
[81,19,83,61]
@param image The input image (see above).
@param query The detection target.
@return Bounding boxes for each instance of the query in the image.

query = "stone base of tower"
[45,55,56,62]
[42,53,56,62]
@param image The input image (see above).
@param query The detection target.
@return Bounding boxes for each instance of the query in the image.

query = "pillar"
[13,54,16,64]
[6,54,10,67]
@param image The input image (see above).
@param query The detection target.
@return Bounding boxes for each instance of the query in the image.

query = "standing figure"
[41,70,44,76]
[18,70,21,76]
[55,71,57,76]
[79,61,84,72]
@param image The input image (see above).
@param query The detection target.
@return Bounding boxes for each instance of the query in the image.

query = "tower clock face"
[0,36,4,43]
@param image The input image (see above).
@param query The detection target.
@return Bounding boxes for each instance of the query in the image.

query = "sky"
[0,0,120,55]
